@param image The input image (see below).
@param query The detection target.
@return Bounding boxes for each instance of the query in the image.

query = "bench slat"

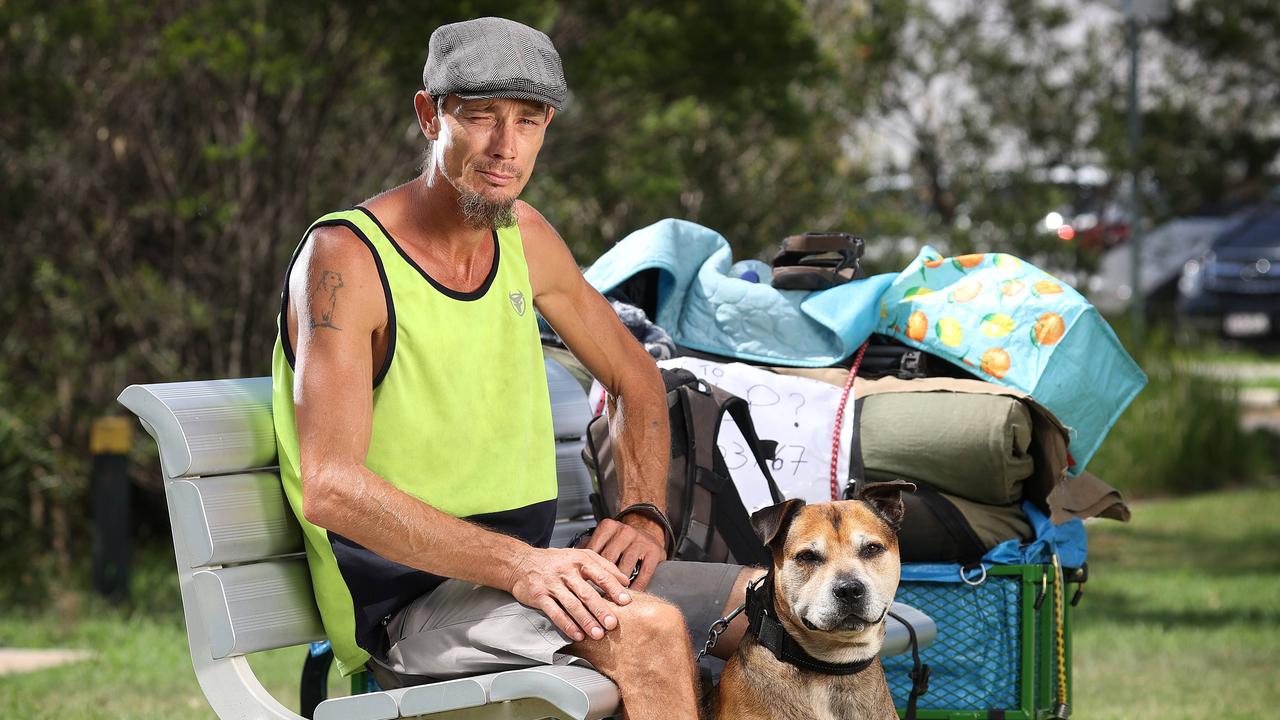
[546,359,591,441]
[554,440,594,520]
[169,459,590,570]
[172,472,304,567]
[489,665,619,720]
[883,602,937,657]
[118,378,275,479]
[394,675,490,717]
[313,691,399,720]
[192,559,324,659]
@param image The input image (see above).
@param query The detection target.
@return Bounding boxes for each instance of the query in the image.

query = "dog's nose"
[832,578,866,604]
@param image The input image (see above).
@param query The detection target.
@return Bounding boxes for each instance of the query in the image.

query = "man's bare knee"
[569,593,688,670]
[604,593,688,654]
[625,593,687,639]
[567,593,698,720]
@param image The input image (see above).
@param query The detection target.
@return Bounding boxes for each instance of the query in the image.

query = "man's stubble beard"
[425,146,519,230]
[458,189,517,230]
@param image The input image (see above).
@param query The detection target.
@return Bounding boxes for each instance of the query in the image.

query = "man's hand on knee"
[581,518,667,590]
[509,547,633,642]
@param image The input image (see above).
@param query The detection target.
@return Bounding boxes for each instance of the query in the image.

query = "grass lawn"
[0,560,348,720]
[0,610,342,720]
[2,488,1278,718]
[1072,486,1280,719]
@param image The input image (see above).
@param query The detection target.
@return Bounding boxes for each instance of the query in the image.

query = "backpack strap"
[677,381,784,566]
[705,384,785,504]
[705,465,773,567]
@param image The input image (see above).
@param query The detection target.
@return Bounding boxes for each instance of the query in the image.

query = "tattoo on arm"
[309,270,345,331]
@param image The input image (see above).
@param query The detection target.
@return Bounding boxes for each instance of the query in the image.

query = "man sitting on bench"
[271,17,757,720]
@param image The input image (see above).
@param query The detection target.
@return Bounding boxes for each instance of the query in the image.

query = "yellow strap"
[1051,553,1068,706]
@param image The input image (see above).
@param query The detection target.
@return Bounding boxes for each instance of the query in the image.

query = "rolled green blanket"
[861,391,1035,505]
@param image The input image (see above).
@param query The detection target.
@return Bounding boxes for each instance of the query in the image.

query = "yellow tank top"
[271,207,557,675]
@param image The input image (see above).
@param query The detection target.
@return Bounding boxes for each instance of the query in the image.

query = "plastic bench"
[117,355,936,719]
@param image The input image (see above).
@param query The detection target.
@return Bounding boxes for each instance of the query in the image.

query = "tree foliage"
[0,0,827,594]
[1111,0,1280,215]
[809,0,1120,270]
[0,0,1274,598]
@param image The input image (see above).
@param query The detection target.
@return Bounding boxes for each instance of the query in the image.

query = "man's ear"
[751,498,805,548]
[856,480,917,533]
[415,90,442,140]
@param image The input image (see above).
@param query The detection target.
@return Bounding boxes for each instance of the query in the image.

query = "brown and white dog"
[714,481,915,720]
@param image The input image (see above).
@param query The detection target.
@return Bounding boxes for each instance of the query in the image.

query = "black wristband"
[567,525,596,549]
[614,502,677,560]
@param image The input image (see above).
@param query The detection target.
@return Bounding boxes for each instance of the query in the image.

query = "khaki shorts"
[368,560,743,689]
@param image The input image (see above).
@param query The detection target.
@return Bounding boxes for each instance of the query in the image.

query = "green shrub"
[1087,325,1278,496]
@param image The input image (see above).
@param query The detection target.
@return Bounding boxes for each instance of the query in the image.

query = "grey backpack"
[583,368,785,566]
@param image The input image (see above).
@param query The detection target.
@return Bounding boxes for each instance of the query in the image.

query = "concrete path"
[0,648,93,676]
[1238,376,1280,434]
[1190,361,1280,384]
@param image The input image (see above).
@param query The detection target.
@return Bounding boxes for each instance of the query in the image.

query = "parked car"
[1088,215,1238,315]
[1178,204,1280,339]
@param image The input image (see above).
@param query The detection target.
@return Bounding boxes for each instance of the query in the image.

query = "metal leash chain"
[696,602,747,661]
[696,577,764,661]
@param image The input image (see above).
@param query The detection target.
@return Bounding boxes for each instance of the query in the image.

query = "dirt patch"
[0,648,93,676]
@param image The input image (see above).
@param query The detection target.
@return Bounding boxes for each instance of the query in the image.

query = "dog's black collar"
[744,574,881,676]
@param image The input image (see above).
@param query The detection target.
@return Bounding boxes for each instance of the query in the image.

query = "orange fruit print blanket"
[876,246,1147,476]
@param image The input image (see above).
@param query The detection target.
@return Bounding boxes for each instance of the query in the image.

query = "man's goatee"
[459,191,517,230]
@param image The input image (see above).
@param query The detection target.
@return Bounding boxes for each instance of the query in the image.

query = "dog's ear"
[856,480,917,533]
[751,498,806,548]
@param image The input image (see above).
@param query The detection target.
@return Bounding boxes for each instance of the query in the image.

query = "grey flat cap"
[424,17,567,110]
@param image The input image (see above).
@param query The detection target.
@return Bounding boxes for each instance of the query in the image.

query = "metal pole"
[91,416,132,602]
[1126,7,1145,344]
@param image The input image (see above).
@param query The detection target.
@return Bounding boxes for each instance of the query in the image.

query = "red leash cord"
[829,341,870,500]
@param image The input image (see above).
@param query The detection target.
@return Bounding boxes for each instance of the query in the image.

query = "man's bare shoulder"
[513,201,577,266]
[304,224,379,267]
[299,224,385,287]
[290,223,387,329]
[514,200,560,247]
[514,200,581,297]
